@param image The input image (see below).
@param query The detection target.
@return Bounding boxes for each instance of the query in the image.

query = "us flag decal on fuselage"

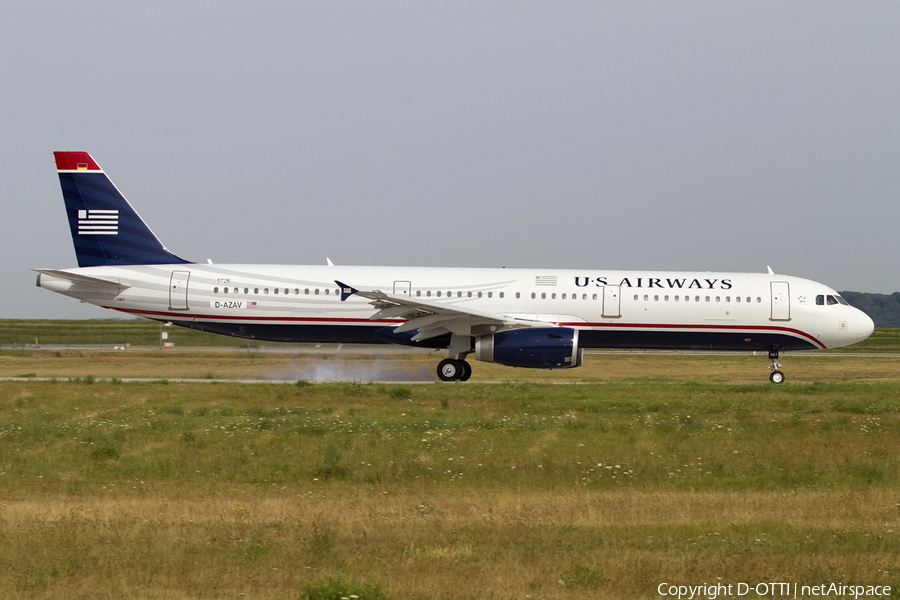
[77,209,119,235]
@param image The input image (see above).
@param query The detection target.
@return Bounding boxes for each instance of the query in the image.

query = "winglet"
[335,280,358,302]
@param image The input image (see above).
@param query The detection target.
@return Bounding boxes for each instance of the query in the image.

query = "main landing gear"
[768,347,785,384]
[437,358,472,381]
[437,334,474,381]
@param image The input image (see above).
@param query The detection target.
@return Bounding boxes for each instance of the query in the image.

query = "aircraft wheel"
[438,358,462,381]
[769,370,785,384]
[459,361,472,381]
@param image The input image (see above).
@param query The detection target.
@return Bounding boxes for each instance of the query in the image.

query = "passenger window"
[541,293,546,300]
[294,289,299,295]
[592,294,598,300]
[551,293,556,300]
[664,295,669,301]
[674,295,679,301]
[478,291,483,298]
[437,291,442,297]
[499,292,504,298]
[654,295,659,301]
[516,292,520,299]
[223,287,228,294]
[468,292,472,298]
[324,289,329,295]
[304,288,309,295]
[255,288,259,294]
[313,289,318,295]
[488,292,493,298]
[426,291,431,297]
[531,292,536,299]
[274,288,278,294]
[214,287,219,293]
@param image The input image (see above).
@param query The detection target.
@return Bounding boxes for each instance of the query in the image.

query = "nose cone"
[856,309,875,342]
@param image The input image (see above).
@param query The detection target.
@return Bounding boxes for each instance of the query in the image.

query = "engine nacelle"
[475,327,583,369]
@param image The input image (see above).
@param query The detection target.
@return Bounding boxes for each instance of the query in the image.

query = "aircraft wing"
[335,280,547,341]
[34,268,132,293]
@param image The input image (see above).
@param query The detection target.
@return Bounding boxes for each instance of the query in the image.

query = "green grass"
[3,363,900,598]
[3,379,899,494]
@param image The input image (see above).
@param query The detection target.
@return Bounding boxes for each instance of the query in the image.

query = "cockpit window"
[817,294,848,306]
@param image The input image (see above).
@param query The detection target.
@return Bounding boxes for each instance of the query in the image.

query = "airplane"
[35,151,874,383]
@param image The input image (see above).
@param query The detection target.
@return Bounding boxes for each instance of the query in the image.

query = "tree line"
[840,291,900,328]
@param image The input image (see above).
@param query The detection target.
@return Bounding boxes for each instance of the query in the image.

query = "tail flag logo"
[77,209,119,236]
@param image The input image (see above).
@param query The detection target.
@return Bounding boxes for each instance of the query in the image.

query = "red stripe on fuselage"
[110,306,401,325]
[109,307,825,349]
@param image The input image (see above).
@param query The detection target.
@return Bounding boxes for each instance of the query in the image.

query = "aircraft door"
[169,270,190,310]
[602,285,621,318]
[770,281,790,321]
[393,281,411,297]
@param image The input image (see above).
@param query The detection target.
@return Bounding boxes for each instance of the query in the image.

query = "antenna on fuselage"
[767,266,774,275]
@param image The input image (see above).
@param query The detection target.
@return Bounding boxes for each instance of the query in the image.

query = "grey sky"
[3,2,899,319]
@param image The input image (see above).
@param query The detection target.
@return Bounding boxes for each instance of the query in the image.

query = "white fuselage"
[37,263,874,352]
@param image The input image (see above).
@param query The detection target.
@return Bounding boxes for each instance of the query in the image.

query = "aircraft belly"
[577,328,817,351]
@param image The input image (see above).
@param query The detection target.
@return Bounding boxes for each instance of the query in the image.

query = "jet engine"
[474,327,583,369]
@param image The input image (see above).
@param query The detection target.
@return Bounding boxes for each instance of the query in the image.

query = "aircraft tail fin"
[54,151,191,267]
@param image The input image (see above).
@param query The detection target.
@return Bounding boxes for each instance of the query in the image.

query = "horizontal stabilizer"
[34,268,131,292]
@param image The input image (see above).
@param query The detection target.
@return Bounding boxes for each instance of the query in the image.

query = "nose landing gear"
[768,348,785,384]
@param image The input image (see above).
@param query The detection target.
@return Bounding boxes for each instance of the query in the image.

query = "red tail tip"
[54,151,101,171]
